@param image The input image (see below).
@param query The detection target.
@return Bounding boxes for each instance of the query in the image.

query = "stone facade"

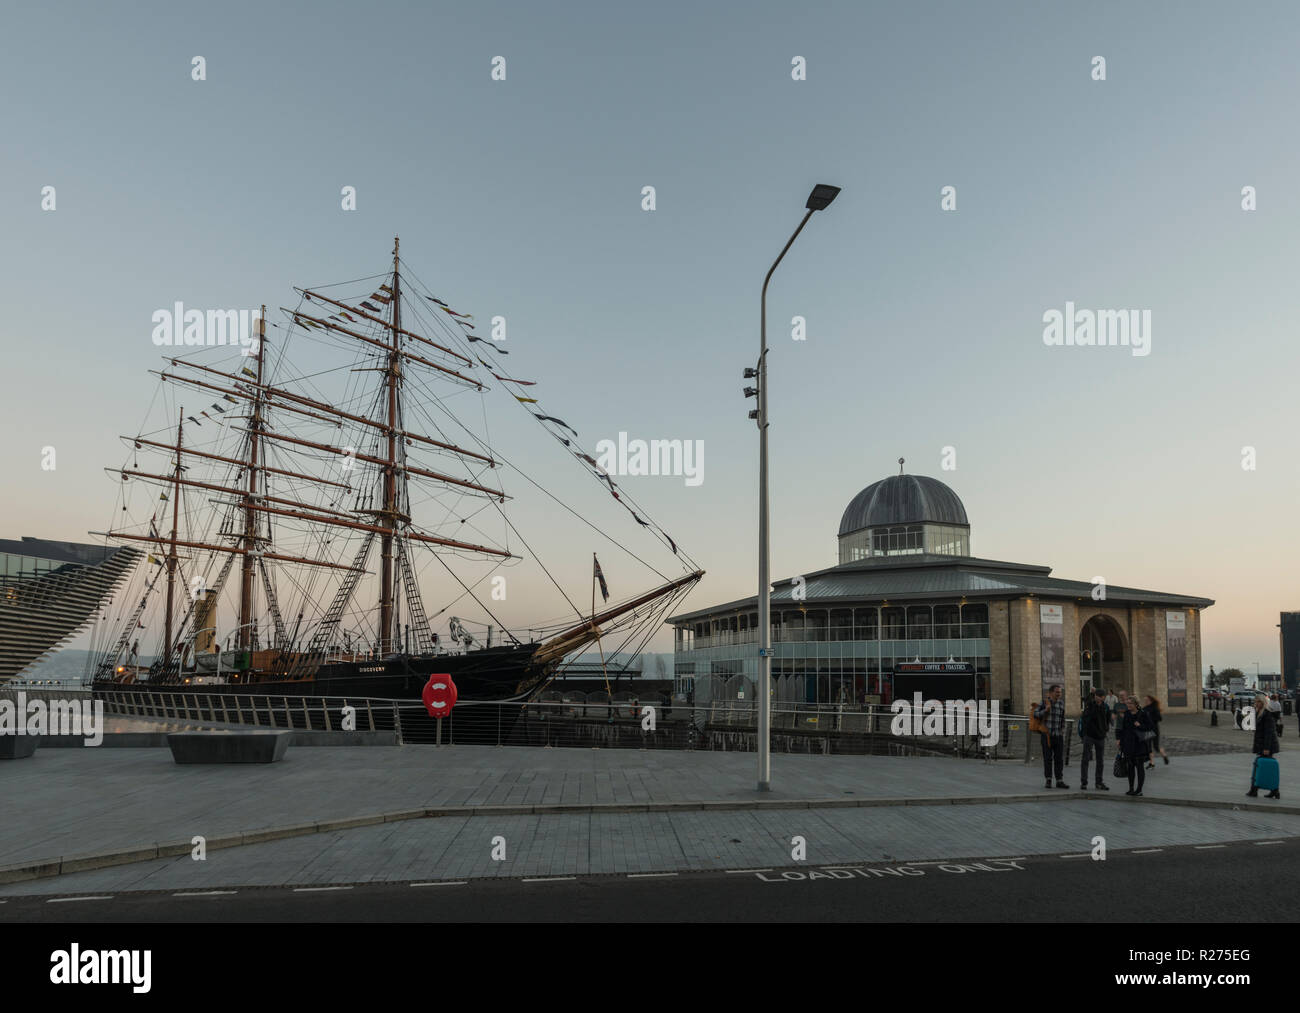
[995,598,1203,715]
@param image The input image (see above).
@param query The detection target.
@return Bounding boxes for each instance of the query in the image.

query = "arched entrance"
[1079,615,1127,701]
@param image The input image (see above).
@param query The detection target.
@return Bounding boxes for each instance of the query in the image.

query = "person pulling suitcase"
[1247,693,1281,800]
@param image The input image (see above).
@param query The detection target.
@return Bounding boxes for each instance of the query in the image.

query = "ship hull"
[94,643,547,703]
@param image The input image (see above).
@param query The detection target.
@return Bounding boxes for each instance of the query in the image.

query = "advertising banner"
[1039,604,1064,701]
[1166,611,1187,707]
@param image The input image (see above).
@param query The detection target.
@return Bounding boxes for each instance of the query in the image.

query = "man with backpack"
[1078,686,1112,790]
[1033,684,1068,789]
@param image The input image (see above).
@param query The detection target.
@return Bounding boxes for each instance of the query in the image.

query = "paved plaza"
[2,722,1297,894]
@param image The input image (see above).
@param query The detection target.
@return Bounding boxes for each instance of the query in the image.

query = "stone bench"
[0,735,39,759]
[167,730,291,764]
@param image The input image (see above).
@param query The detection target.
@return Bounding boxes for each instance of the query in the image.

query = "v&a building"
[668,471,1212,714]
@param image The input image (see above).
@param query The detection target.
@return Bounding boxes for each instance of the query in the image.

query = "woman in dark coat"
[1249,694,1281,799]
[1118,697,1151,795]
[1142,695,1168,767]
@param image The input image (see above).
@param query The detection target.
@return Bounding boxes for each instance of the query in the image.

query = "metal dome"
[838,474,968,536]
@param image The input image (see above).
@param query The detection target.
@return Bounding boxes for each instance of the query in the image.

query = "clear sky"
[3,0,1297,672]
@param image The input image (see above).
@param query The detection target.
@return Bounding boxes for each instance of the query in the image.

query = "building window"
[933,604,960,639]
[871,525,924,555]
[960,603,989,639]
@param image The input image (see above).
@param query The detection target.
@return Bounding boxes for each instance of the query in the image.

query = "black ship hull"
[95,643,548,703]
[312,643,544,701]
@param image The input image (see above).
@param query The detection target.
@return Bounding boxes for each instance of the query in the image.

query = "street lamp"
[754,182,841,792]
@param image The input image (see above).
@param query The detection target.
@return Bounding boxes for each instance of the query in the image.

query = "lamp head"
[806,184,841,211]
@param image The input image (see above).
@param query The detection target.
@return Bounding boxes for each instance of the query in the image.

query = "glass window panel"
[961,603,989,638]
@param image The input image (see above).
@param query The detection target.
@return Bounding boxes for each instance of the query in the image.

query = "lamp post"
[753,183,840,792]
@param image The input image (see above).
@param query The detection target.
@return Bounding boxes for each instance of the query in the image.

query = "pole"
[379,239,400,654]
[593,554,612,699]
[757,209,813,792]
[165,408,183,674]
[239,306,266,652]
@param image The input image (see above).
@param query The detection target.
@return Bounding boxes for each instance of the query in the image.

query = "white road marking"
[1194,845,1227,850]
[1253,841,1284,846]
[628,872,677,879]
[173,890,237,897]
[47,896,112,903]
[1059,854,1090,859]
[726,868,769,874]
[1132,849,1163,854]
[411,881,467,887]
[522,876,576,883]
[293,885,353,892]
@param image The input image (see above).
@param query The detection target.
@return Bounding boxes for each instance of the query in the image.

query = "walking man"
[1080,686,1112,790]
[1034,684,1069,789]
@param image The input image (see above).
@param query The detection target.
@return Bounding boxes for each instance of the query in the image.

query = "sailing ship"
[90,240,702,704]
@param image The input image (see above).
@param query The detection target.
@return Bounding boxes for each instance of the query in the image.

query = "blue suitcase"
[1253,756,1280,791]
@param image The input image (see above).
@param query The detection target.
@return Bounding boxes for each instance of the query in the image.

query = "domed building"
[669,468,1212,714]
[837,473,971,562]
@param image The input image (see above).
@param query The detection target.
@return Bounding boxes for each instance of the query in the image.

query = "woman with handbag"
[1119,697,1152,795]
[1142,695,1167,768]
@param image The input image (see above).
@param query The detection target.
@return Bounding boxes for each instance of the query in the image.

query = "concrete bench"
[0,735,39,759]
[167,730,291,764]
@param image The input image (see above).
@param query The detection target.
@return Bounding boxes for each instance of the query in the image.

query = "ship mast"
[105,246,631,680]
[164,408,183,671]
[238,306,267,652]
[379,239,401,654]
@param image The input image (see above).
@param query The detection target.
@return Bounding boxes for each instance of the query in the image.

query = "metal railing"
[96,688,391,736]
[95,687,1048,758]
